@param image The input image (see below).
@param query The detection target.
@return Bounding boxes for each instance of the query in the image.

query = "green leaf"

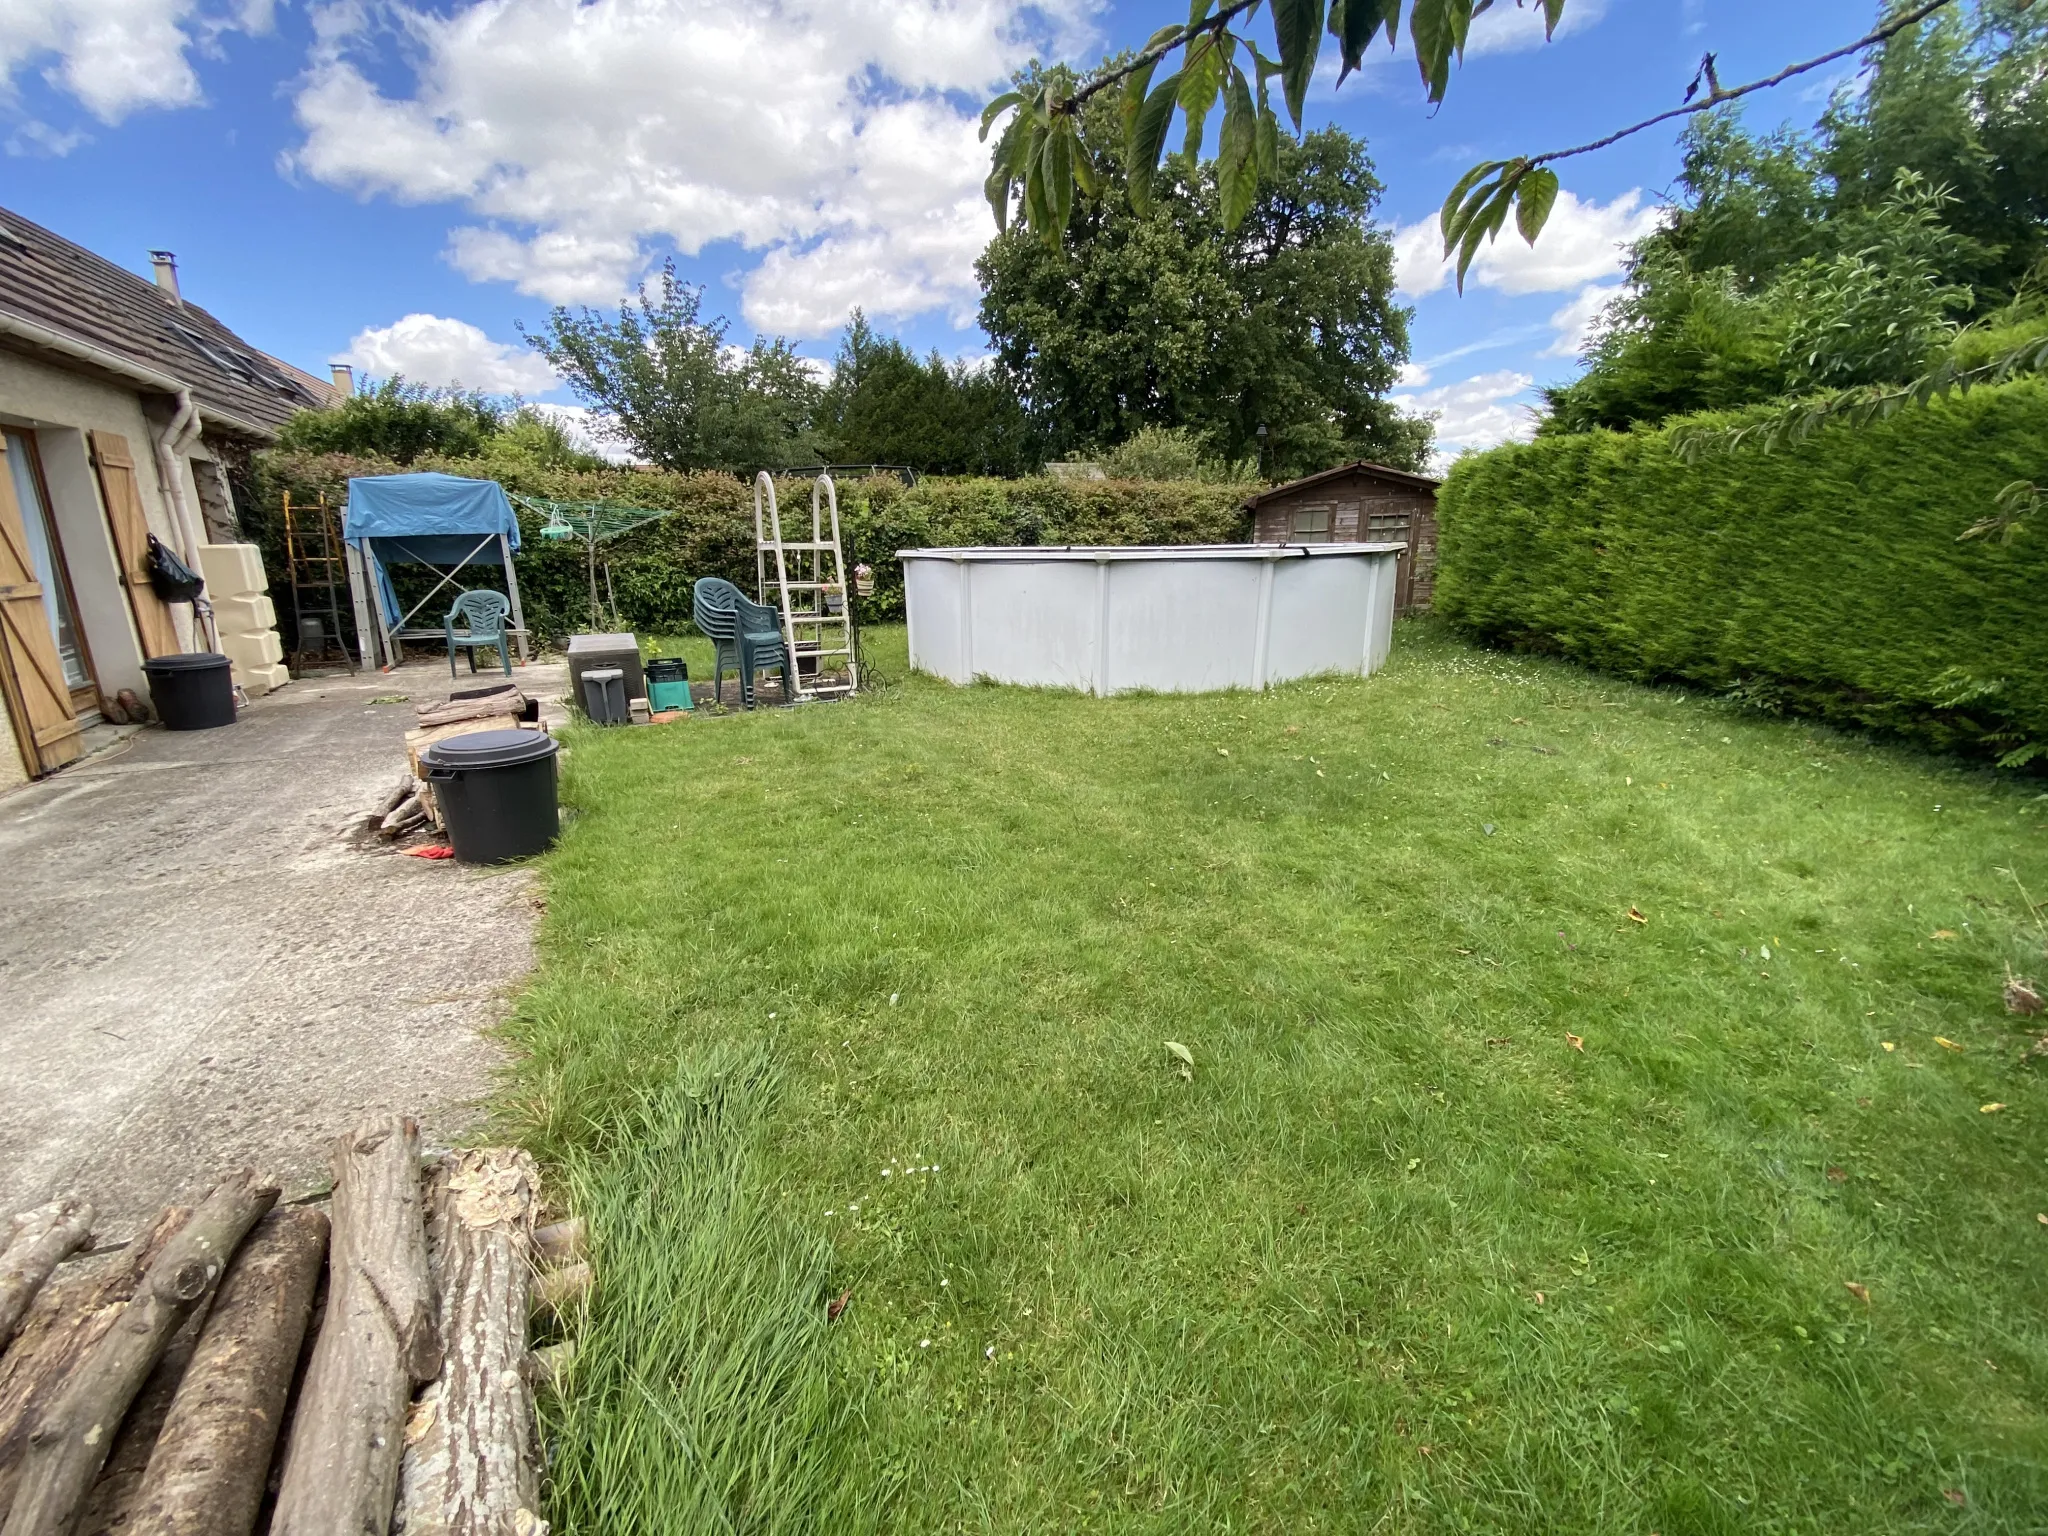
[1455,175,1517,291]
[1043,125,1074,238]
[1256,103,1281,180]
[1513,165,1557,244]
[1411,0,1456,102]
[984,165,1011,230]
[1330,0,1398,84]
[1126,71,1184,213]
[1188,0,1215,22]
[1218,68,1260,229]
[1541,0,1567,37]
[1121,26,1183,138]
[1440,158,1505,241]
[979,92,1024,142]
[1273,0,1323,129]
[1179,33,1226,155]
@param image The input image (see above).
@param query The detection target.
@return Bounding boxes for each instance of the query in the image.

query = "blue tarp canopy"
[343,473,521,625]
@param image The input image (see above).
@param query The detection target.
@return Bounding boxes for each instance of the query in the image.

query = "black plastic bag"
[146,533,204,603]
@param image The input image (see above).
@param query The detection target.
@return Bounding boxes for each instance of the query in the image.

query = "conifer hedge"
[251,453,1250,643]
[1435,379,2048,761]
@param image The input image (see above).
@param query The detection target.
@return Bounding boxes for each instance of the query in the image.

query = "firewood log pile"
[342,683,549,848]
[0,1119,584,1536]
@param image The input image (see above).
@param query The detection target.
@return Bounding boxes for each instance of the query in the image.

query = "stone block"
[198,543,268,596]
[221,628,284,669]
[212,593,276,633]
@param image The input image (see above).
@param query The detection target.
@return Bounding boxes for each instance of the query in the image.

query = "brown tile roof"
[0,203,329,438]
[1242,459,1441,509]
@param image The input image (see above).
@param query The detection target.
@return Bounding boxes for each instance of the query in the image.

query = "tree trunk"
[0,1209,189,1518]
[269,1118,440,1536]
[1,1171,277,1536]
[395,1149,542,1536]
[0,1203,95,1354]
[126,1207,329,1536]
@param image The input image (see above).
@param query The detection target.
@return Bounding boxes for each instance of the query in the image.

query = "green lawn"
[509,620,2048,1533]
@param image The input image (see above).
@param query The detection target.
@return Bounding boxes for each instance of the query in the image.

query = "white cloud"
[288,0,1096,332]
[1,0,270,122]
[1466,0,1607,55]
[1394,188,1661,299]
[1393,368,1537,466]
[1543,282,1618,359]
[342,313,560,395]
[525,403,640,464]
[4,119,90,157]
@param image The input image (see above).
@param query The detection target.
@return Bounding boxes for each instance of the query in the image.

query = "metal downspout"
[150,389,215,651]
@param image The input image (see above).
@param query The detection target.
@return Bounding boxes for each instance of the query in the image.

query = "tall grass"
[538,1043,888,1533]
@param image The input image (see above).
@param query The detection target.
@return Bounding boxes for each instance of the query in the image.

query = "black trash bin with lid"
[422,728,560,864]
[143,652,236,731]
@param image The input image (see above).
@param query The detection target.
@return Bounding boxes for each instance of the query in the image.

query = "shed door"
[91,431,180,658]
[0,436,84,776]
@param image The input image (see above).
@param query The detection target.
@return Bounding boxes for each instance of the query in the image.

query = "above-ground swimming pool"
[899,543,1405,696]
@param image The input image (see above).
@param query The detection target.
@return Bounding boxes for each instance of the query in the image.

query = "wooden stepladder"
[754,471,859,700]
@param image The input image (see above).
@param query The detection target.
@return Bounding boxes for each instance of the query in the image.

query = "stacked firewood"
[0,1119,585,1535]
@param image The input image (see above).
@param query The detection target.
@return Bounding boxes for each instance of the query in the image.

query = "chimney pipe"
[330,364,355,397]
[149,250,181,305]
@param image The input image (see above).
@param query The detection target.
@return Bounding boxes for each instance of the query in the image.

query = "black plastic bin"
[422,729,560,864]
[143,652,236,730]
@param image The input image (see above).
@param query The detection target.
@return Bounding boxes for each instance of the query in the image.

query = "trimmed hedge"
[1435,378,2048,760]
[250,453,1251,644]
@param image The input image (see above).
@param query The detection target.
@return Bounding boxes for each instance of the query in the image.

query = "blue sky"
[3,0,1882,460]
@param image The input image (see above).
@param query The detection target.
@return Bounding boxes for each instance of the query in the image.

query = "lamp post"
[1256,423,1268,481]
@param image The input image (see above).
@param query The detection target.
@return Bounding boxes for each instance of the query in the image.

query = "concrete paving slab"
[0,658,572,1238]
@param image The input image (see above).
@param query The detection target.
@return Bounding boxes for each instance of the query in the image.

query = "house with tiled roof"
[0,204,339,784]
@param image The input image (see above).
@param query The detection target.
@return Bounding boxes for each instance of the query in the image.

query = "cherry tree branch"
[1529,0,1967,167]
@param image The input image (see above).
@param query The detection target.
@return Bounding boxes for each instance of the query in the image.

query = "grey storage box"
[567,633,644,701]
[581,667,628,725]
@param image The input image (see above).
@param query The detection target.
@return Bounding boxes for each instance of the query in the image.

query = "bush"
[250,453,1252,644]
[1436,377,2048,761]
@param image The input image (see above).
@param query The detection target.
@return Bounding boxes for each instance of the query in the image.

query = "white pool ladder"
[754,471,859,700]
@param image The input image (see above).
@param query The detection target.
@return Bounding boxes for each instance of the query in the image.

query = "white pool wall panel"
[900,543,1402,695]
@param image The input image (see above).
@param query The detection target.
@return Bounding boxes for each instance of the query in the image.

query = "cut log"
[531,1220,584,1269]
[127,1206,328,1536]
[395,1149,542,1536]
[1,1171,277,1536]
[269,1118,440,1536]
[413,688,527,729]
[373,775,415,820]
[0,1210,189,1516]
[0,1202,94,1351]
[75,1275,220,1536]
[379,797,427,838]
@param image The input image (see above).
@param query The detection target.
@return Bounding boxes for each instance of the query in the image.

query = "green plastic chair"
[692,578,788,708]
[445,590,513,677]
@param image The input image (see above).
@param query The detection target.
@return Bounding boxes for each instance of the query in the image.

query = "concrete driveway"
[0,659,566,1236]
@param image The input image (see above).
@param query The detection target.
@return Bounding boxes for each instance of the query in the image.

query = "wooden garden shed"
[1244,460,1440,614]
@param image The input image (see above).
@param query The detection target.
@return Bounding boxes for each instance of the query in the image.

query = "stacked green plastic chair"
[692,578,789,708]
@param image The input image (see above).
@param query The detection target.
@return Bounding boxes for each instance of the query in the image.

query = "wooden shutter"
[0,436,84,776]
[91,431,179,659]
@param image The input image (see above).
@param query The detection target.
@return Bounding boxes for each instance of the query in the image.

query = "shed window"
[1291,506,1331,541]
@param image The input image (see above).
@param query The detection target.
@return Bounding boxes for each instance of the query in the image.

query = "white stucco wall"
[0,350,196,700]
